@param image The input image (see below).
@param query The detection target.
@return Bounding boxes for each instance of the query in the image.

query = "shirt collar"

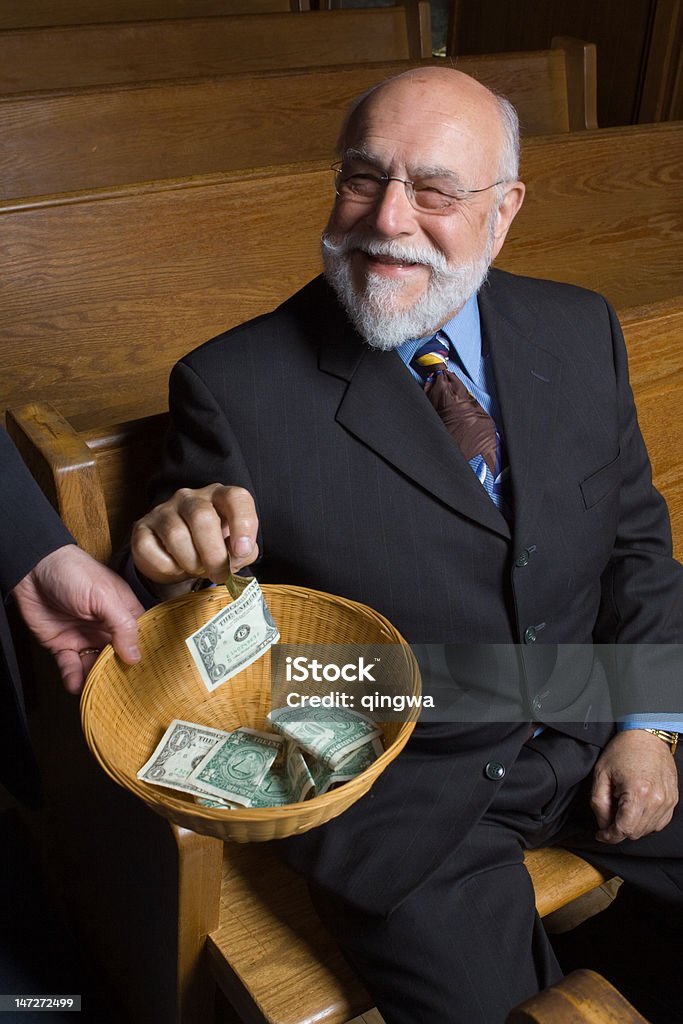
[395,293,482,379]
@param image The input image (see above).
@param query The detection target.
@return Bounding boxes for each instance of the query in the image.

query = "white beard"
[321,228,495,351]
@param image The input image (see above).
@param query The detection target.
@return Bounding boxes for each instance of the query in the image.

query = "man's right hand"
[131,484,259,590]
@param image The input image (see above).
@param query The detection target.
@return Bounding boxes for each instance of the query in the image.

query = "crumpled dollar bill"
[267,705,383,768]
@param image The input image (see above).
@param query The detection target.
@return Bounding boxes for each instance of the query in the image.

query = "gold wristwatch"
[643,729,679,755]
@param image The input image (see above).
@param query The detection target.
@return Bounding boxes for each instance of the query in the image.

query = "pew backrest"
[0,4,432,95]
[507,121,682,303]
[0,0,308,28]
[1,123,681,426]
[0,39,597,201]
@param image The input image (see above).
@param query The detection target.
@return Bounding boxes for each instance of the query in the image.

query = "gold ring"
[78,647,101,657]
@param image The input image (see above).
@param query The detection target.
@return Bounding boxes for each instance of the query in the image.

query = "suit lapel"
[317,292,510,539]
[478,277,562,541]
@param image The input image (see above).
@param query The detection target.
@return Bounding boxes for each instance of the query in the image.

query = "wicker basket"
[81,585,420,842]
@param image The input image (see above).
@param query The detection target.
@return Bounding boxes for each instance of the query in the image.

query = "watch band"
[643,728,679,755]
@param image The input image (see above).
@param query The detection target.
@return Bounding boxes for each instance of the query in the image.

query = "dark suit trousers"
[310,730,683,1024]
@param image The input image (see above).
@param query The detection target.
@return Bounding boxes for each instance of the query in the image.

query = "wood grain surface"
[0,6,429,95]
[0,0,304,29]
[0,43,591,201]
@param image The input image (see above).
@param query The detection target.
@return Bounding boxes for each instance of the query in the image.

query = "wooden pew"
[1,122,680,427]
[6,396,619,1024]
[0,40,597,201]
[0,4,432,95]
[0,0,308,28]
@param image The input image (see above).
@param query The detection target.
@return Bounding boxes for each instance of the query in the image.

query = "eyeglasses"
[332,161,505,215]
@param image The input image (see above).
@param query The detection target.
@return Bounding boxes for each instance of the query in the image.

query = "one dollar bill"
[187,727,283,806]
[136,719,231,798]
[186,577,280,692]
[267,706,383,769]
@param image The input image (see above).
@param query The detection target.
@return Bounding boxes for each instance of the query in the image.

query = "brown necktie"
[411,338,498,474]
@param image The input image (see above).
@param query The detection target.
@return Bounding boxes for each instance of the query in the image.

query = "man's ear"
[490,181,526,260]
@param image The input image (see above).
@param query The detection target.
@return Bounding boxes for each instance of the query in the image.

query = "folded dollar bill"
[187,727,283,805]
[186,577,280,692]
[136,719,231,798]
[196,757,310,809]
[285,741,316,803]
[305,737,385,795]
[267,706,383,769]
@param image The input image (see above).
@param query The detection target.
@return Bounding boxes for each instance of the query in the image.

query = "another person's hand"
[591,729,679,844]
[12,545,143,695]
[131,484,259,592]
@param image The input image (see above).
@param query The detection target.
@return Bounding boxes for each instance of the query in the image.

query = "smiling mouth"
[363,252,422,270]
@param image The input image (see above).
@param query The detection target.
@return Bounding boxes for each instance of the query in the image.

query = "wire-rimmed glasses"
[331,160,506,215]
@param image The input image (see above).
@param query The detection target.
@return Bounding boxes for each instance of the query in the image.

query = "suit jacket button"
[524,627,537,644]
[484,760,506,781]
[515,549,531,567]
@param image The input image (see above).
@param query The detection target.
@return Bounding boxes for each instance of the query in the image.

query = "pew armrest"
[5,402,113,562]
[523,847,608,918]
[506,968,650,1023]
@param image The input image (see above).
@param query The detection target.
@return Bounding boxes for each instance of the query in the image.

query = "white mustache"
[321,231,451,276]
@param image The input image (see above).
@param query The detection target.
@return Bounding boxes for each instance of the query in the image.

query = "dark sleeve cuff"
[122,554,163,610]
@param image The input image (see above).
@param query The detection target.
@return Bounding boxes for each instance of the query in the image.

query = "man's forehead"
[350,68,498,128]
[345,109,497,183]
[343,145,466,185]
[343,71,501,173]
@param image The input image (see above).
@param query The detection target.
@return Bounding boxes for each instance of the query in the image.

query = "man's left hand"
[591,729,679,844]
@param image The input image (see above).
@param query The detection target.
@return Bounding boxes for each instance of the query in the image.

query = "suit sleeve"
[150,357,259,516]
[0,428,74,599]
[594,300,683,715]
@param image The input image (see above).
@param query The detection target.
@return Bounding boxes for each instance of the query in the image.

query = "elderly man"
[132,69,683,1022]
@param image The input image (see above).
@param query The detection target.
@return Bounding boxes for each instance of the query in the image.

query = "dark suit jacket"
[152,269,683,913]
[0,428,73,806]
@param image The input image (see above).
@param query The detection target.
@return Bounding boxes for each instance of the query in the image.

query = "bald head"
[339,66,519,185]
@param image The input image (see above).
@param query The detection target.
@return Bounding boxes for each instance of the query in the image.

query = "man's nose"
[365,178,418,237]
